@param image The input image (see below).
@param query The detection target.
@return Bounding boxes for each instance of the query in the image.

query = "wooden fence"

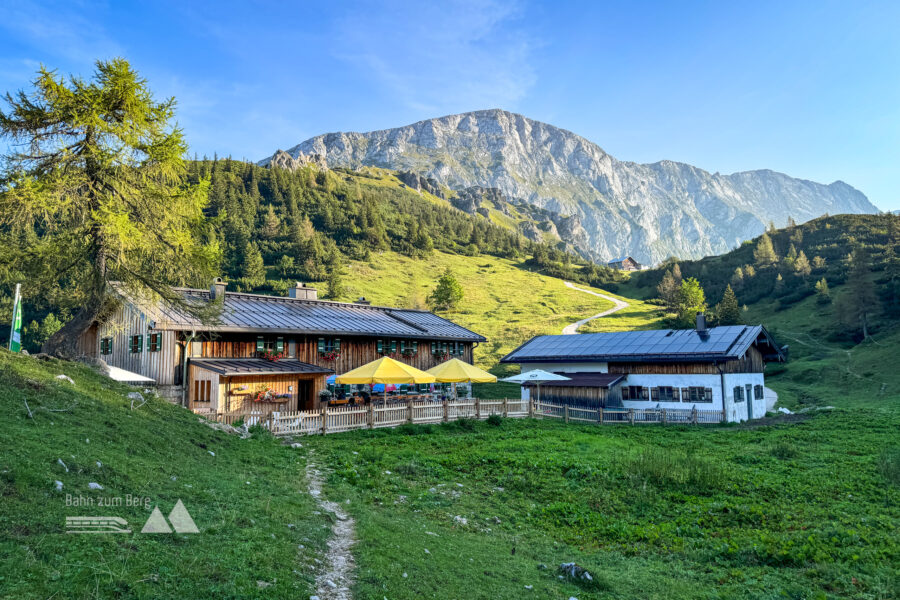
[192,399,722,436]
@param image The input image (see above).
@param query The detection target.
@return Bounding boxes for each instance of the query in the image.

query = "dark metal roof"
[190,358,334,377]
[523,373,625,388]
[124,287,486,342]
[501,325,785,364]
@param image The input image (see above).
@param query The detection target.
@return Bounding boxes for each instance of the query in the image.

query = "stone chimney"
[356,297,371,305]
[210,277,226,300]
[696,312,709,338]
[288,282,318,301]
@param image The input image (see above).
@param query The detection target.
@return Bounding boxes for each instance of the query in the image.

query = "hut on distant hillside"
[607,256,641,271]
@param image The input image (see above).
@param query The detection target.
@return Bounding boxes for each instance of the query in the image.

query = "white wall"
[722,373,766,423]
[620,373,722,413]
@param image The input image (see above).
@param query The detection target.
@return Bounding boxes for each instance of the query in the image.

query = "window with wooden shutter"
[276,337,284,353]
[412,341,418,354]
[317,338,325,353]
[333,338,340,352]
[642,387,650,400]
[377,339,384,354]
[704,388,713,402]
[390,339,397,353]
[682,388,690,403]
[430,342,436,354]
[257,337,265,353]
[754,384,764,399]
[130,335,142,353]
[672,388,680,402]
[651,387,660,402]
[733,386,744,402]
[148,333,161,352]
[100,337,112,355]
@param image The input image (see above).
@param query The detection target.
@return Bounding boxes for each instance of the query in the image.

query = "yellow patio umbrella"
[336,357,436,403]
[426,358,497,399]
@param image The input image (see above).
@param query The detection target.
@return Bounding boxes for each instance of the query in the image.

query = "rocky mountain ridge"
[261,109,877,264]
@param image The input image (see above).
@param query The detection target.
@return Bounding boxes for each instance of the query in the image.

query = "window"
[622,386,649,401]
[317,337,341,355]
[129,334,143,354]
[754,384,764,400]
[685,387,713,403]
[148,333,161,352]
[194,379,211,403]
[400,340,418,356]
[733,386,745,402]
[257,336,285,354]
[657,386,676,402]
[100,337,113,355]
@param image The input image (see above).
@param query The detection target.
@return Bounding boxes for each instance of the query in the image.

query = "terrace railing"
[192,398,723,436]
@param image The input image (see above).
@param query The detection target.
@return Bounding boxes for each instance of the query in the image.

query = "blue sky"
[1,0,898,209]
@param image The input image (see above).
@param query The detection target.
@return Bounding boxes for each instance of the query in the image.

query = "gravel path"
[305,455,356,600]
[561,281,629,334]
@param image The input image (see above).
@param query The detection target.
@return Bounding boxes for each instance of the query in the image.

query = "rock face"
[264,149,328,171]
[396,171,445,198]
[262,109,878,263]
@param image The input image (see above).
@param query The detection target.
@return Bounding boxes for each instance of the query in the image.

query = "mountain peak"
[263,113,876,263]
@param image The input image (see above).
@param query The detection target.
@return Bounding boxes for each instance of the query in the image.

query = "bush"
[486,413,503,427]
[770,441,798,460]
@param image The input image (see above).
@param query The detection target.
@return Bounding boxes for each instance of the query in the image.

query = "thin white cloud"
[331,0,537,114]
[0,1,123,66]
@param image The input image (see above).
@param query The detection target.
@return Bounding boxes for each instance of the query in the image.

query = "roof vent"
[288,282,318,301]
[356,297,371,305]
[696,312,709,339]
[210,277,226,300]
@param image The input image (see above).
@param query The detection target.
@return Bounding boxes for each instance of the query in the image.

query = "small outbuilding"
[607,256,641,271]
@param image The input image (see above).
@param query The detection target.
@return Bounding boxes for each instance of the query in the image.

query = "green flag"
[9,283,22,352]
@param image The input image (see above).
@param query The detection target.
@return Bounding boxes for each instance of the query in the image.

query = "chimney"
[210,277,226,300]
[356,297,371,305]
[288,282,318,301]
[696,312,709,338]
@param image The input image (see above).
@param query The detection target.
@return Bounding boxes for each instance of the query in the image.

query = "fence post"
[629,408,634,425]
[691,406,697,425]
[475,398,481,420]
[564,405,569,424]
[599,407,604,424]
[502,398,508,417]
[368,403,375,429]
[407,398,414,424]
[443,399,449,422]
[662,408,667,425]
[320,406,327,435]
[528,397,534,418]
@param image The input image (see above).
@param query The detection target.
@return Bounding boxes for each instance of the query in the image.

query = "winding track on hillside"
[561,282,629,334]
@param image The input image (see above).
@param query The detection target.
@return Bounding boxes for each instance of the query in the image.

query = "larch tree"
[754,233,778,267]
[676,277,707,328]
[838,247,878,339]
[427,268,464,312]
[0,59,219,357]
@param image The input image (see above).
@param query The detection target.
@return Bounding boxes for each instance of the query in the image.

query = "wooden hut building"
[501,314,785,422]
[78,279,485,413]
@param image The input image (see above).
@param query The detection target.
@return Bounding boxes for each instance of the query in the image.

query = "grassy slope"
[0,350,325,600]
[306,413,898,600]
[311,250,617,368]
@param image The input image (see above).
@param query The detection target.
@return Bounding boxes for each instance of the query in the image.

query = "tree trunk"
[41,292,104,359]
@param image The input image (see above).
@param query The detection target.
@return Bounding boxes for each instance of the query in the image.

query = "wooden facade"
[607,347,766,375]
[77,295,481,412]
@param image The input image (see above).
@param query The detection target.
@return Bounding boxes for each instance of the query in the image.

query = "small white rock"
[171,476,177,481]
[402,572,408,578]
[383,470,391,475]
[54,480,63,491]
[424,548,430,554]
[325,580,337,588]
[57,459,68,472]
[55,374,75,384]
[291,443,302,448]
[208,451,215,456]
[525,585,533,590]
[96,461,102,468]
[88,482,103,490]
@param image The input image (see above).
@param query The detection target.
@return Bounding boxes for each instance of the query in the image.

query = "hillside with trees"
[625,213,899,341]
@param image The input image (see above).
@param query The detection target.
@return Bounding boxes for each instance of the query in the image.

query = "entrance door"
[746,384,754,420]
[296,379,313,411]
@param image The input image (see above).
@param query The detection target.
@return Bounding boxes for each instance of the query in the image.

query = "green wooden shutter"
[137,335,143,353]
[377,339,383,354]
[276,337,284,353]
[412,341,418,354]
[430,342,436,354]
[256,336,264,352]
[317,338,325,353]
[334,338,341,352]
[390,340,397,353]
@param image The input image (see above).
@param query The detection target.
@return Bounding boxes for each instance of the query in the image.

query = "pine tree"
[656,269,679,312]
[838,247,878,339]
[324,251,345,299]
[754,234,778,267]
[812,256,827,271]
[883,215,900,316]
[0,59,218,357]
[242,242,266,285]
[815,278,831,304]
[782,244,798,270]
[276,254,295,278]
[794,250,811,277]
[715,285,741,325]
